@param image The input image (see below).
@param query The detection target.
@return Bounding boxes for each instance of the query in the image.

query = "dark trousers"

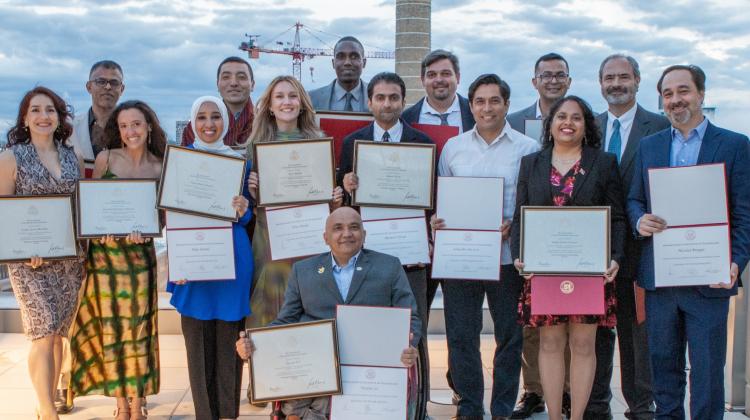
[586,278,655,420]
[181,315,245,420]
[443,265,524,417]
[645,287,729,420]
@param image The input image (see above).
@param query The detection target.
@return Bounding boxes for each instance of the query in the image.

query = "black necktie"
[439,113,450,125]
[344,92,353,112]
[382,131,391,142]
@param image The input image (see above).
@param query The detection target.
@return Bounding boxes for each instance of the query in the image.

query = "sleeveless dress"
[8,142,85,340]
[69,165,160,398]
[518,161,617,327]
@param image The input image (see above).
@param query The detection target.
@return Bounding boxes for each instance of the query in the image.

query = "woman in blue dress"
[167,96,253,420]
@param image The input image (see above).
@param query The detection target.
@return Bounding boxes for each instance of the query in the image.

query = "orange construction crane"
[239,22,394,82]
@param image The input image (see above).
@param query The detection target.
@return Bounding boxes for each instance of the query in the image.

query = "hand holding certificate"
[247,320,342,403]
[158,145,246,221]
[0,195,78,263]
[353,141,435,209]
[77,179,160,238]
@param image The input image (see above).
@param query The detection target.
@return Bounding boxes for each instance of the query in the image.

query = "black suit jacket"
[596,105,670,278]
[336,119,435,187]
[401,94,475,132]
[510,145,627,268]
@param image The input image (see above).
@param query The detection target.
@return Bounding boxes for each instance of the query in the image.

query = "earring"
[269,111,274,116]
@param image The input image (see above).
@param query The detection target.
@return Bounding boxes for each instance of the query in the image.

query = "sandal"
[114,403,130,420]
[129,397,148,420]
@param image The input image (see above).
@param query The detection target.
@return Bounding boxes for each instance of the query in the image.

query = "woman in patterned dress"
[511,96,626,420]
[68,101,166,420]
[245,76,343,329]
[0,87,85,420]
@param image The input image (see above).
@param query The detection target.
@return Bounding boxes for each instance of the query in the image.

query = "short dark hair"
[656,64,706,93]
[217,56,254,81]
[334,36,365,54]
[598,54,640,81]
[467,74,511,103]
[367,72,406,100]
[534,52,569,74]
[541,96,601,149]
[420,49,460,78]
[89,60,123,78]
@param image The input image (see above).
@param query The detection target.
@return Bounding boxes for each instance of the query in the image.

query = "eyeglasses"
[90,78,122,88]
[536,72,569,82]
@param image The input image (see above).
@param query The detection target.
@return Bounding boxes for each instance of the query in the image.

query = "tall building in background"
[396,0,431,106]
[175,120,189,144]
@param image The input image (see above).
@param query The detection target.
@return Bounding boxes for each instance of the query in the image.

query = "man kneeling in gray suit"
[236,207,420,420]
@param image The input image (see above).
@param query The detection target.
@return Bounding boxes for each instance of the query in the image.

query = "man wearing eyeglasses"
[507,52,572,419]
[507,53,571,143]
[69,60,125,163]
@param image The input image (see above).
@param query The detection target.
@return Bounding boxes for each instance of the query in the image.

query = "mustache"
[606,86,629,95]
[669,101,690,111]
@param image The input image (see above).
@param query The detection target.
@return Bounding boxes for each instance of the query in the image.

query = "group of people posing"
[2,34,748,420]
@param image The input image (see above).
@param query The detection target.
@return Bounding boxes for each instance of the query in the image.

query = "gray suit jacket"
[507,103,538,134]
[308,79,369,112]
[271,248,421,346]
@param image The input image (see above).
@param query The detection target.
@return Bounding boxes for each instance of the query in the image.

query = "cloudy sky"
[1,0,749,141]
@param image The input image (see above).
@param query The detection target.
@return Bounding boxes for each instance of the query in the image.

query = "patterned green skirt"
[69,239,160,398]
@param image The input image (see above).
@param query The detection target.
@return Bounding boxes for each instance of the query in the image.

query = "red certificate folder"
[530,276,605,315]
[315,111,373,167]
[411,123,459,159]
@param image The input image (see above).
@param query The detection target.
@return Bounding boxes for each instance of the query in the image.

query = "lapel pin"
[318,267,325,274]
[356,267,362,271]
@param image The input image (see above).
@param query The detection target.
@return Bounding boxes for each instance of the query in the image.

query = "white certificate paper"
[354,141,435,209]
[266,204,330,261]
[158,146,245,221]
[432,230,501,281]
[330,366,407,420]
[653,224,731,287]
[363,217,429,265]
[249,320,341,402]
[521,207,609,274]
[0,196,78,263]
[360,206,424,220]
[336,305,410,368]
[649,163,728,226]
[77,179,160,237]
[166,212,235,281]
[436,176,503,230]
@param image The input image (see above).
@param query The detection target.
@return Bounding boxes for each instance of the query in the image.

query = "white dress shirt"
[418,95,464,132]
[605,104,637,157]
[373,120,403,143]
[438,122,541,264]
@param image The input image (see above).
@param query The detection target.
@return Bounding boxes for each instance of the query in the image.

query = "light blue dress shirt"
[332,251,361,300]
[670,118,708,167]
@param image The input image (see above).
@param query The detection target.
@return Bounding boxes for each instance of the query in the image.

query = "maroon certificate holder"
[530,275,605,316]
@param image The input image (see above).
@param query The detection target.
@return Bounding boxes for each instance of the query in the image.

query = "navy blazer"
[597,105,670,279]
[510,145,627,268]
[336,119,434,188]
[626,121,750,295]
[401,94,475,132]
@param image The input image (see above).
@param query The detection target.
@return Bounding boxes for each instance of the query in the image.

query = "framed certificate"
[157,145,246,221]
[254,139,336,207]
[0,195,78,263]
[330,365,408,420]
[520,206,610,275]
[76,179,161,238]
[248,319,342,403]
[336,305,410,368]
[353,141,436,209]
[266,203,330,261]
[165,211,235,282]
[431,229,502,281]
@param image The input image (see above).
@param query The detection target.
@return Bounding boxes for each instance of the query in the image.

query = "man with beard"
[182,56,255,146]
[584,54,669,420]
[69,60,125,162]
[507,52,571,141]
[402,49,475,133]
[628,64,750,419]
[308,36,369,112]
[509,52,573,419]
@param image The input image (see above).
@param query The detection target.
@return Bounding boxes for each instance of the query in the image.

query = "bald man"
[237,208,420,420]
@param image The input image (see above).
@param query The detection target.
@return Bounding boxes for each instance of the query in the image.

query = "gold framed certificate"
[254,139,336,207]
[157,145,246,222]
[353,141,436,209]
[0,195,78,263]
[520,206,610,275]
[248,319,342,403]
[76,179,161,238]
